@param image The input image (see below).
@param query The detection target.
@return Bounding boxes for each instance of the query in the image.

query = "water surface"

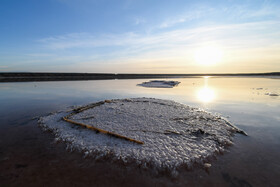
[0,77,279,186]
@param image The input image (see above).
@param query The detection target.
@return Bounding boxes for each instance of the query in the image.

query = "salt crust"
[137,80,180,88]
[38,98,239,175]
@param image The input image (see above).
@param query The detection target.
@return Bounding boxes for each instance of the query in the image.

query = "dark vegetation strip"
[0,72,279,82]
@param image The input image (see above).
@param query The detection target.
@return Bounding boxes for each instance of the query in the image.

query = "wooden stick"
[62,116,144,145]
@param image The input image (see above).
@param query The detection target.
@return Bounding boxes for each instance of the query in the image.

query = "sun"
[195,46,223,66]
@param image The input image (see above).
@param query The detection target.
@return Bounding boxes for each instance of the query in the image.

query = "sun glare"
[197,87,215,103]
[195,46,223,66]
[196,77,216,103]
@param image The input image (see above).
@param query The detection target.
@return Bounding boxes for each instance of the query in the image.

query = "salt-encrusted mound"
[38,98,244,175]
[137,80,180,88]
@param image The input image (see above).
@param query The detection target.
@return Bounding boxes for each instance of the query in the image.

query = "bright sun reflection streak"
[197,77,216,103]
[195,46,223,66]
[197,87,215,103]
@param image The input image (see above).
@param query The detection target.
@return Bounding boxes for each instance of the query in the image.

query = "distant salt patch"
[137,80,180,88]
[268,93,279,96]
[38,98,245,175]
[252,87,279,97]
[264,92,279,96]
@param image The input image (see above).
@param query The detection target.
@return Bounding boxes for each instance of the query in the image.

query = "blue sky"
[0,0,280,73]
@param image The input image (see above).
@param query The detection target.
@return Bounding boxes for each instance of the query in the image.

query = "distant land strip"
[0,72,279,82]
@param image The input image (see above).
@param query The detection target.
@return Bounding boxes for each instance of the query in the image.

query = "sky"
[0,0,280,73]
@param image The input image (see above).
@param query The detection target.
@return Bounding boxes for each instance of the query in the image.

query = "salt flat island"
[137,80,180,88]
[38,98,246,175]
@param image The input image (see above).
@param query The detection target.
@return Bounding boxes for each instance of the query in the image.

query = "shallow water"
[0,77,280,186]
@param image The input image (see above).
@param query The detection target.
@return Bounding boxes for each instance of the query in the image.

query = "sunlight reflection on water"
[197,86,215,103]
[196,77,216,103]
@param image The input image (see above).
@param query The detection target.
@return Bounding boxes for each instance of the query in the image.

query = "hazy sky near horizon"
[0,0,280,73]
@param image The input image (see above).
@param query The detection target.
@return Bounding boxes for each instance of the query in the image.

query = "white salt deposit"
[265,92,279,96]
[38,98,245,175]
[137,80,180,88]
[269,93,279,96]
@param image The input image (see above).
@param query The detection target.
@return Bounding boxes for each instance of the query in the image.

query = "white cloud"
[159,8,206,28]
[26,53,55,57]
[34,19,280,73]
[134,17,146,25]
[228,4,280,19]
[38,21,280,51]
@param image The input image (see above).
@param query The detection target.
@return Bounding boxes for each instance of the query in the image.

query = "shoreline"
[0,72,280,82]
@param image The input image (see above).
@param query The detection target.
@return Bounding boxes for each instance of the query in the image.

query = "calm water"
[0,77,280,186]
